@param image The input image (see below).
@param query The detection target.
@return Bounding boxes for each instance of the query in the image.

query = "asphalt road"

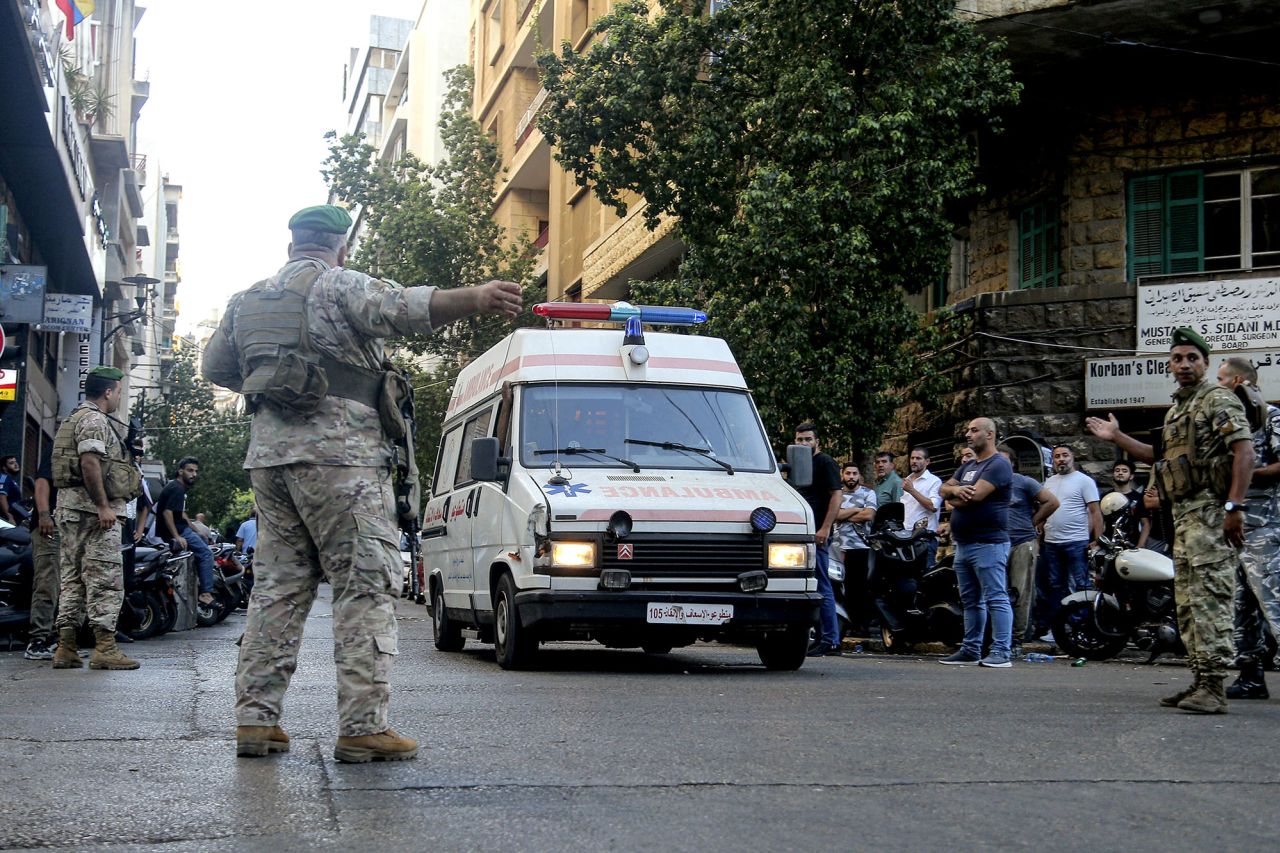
[2,589,1278,852]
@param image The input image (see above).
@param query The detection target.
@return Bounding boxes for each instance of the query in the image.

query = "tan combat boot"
[1177,676,1228,714]
[334,728,418,764]
[51,627,83,669]
[236,725,291,757]
[1159,675,1199,708]
[88,628,140,670]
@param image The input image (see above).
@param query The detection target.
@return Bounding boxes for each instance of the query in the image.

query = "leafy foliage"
[322,64,546,477]
[133,348,250,532]
[537,0,1017,456]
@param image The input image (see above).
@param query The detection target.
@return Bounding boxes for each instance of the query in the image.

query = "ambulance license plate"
[646,603,733,625]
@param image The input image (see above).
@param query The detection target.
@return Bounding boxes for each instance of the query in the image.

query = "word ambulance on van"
[423,301,822,670]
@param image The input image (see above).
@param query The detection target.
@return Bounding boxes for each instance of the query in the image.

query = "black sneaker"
[806,642,833,657]
[939,649,981,666]
[23,639,53,661]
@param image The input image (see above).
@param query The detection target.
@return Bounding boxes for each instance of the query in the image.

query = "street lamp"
[101,275,160,363]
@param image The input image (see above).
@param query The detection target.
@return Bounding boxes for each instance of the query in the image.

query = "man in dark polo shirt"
[938,417,1015,667]
[792,422,843,657]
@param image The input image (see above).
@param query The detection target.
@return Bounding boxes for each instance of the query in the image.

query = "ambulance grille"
[601,535,764,575]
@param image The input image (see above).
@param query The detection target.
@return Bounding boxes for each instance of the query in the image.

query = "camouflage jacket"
[1162,378,1252,519]
[57,402,128,514]
[202,257,435,469]
[1245,403,1280,527]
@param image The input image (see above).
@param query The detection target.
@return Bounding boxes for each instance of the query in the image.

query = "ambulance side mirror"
[471,437,508,483]
[785,445,812,489]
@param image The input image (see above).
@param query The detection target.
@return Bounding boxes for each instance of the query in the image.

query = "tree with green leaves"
[536,0,1018,456]
[134,348,250,532]
[323,64,545,474]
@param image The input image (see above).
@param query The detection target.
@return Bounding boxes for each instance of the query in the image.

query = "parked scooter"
[0,520,35,641]
[120,542,190,641]
[860,502,962,653]
[1050,492,1183,662]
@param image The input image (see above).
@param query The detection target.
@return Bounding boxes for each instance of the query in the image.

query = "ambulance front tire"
[756,627,809,671]
[494,573,537,670]
[432,585,465,652]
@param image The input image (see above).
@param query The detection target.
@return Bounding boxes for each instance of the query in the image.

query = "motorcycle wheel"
[213,589,238,623]
[1051,600,1129,661]
[126,596,162,641]
[152,592,177,636]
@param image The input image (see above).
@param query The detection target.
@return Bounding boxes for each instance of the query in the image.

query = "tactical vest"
[233,266,386,417]
[1155,382,1235,503]
[52,405,143,501]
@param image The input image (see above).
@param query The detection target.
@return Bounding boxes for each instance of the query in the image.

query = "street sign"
[0,368,16,402]
[1137,275,1280,352]
[1085,349,1280,409]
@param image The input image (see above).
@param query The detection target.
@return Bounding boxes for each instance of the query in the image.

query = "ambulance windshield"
[519,384,775,473]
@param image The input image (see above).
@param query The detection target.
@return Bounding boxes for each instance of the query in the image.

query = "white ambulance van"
[423,302,820,670]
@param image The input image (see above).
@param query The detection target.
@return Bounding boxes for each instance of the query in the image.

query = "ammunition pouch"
[244,352,330,415]
[378,370,412,441]
[1154,456,1195,503]
[102,458,143,502]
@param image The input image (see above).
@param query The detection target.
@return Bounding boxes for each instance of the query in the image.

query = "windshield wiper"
[624,438,734,475]
[534,446,641,472]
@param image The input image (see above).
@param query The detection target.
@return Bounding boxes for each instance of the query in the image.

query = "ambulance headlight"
[767,543,807,569]
[551,541,596,568]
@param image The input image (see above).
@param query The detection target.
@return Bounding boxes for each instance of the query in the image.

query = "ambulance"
[423,302,821,670]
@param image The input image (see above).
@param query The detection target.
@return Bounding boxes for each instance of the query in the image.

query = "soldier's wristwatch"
[1224,501,1245,513]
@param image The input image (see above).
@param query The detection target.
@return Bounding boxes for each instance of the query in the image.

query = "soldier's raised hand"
[1085,413,1120,441]
[474,279,524,318]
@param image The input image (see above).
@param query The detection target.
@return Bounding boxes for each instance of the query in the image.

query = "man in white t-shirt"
[902,446,943,567]
[1039,445,1102,634]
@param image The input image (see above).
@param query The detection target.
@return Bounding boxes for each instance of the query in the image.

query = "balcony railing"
[515,87,549,151]
[517,0,537,26]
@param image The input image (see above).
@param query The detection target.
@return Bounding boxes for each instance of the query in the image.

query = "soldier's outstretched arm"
[428,280,523,329]
[1085,414,1155,464]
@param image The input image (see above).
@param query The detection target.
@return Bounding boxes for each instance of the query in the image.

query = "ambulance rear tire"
[757,628,809,671]
[432,586,465,652]
[641,643,673,655]
[494,573,537,670]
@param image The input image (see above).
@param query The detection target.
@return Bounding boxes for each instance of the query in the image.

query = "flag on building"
[56,0,95,40]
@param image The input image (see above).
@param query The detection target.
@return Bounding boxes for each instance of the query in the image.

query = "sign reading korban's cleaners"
[1137,275,1280,352]
[1085,350,1280,409]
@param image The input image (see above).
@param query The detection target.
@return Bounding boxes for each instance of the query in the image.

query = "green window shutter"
[1017,200,1059,289]
[1165,170,1203,273]
[1127,175,1165,280]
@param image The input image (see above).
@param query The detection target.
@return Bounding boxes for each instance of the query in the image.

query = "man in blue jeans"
[792,423,844,657]
[938,417,1015,667]
[156,457,216,608]
[1038,445,1101,640]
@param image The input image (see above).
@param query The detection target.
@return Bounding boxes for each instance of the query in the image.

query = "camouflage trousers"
[30,528,61,639]
[53,507,123,633]
[1233,515,1280,662]
[1172,503,1240,679]
[235,464,403,737]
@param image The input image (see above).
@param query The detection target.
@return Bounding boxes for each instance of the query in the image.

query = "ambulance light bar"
[533,301,707,326]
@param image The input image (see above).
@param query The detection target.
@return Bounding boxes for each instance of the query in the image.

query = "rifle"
[390,367,424,604]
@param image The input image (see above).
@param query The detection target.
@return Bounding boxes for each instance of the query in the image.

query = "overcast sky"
[134,0,421,333]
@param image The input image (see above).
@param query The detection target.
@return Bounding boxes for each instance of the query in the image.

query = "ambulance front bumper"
[513,589,821,633]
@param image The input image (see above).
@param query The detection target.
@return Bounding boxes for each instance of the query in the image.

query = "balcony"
[515,88,548,152]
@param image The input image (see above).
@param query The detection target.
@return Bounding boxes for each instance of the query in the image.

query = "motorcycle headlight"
[551,541,596,568]
[767,543,807,569]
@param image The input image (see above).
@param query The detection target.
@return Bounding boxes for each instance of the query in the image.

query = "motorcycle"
[120,542,190,641]
[862,502,962,653]
[1050,492,1182,662]
[0,520,35,641]
[196,543,246,627]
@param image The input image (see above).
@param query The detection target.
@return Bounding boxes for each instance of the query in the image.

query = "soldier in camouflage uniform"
[202,205,521,762]
[1087,327,1254,713]
[1216,358,1280,699]
[50,366,140,671]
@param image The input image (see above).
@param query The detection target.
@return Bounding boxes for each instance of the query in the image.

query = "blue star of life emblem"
[544,482,592,498]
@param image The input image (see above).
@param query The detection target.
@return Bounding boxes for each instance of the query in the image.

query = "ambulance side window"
[454,406,495,488]
[433,425,463,497]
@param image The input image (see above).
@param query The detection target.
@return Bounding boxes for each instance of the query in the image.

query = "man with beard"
[901,446,942,568]
[833,463,877,635]
[938,418,1014,667]
[1038,445,1101,636]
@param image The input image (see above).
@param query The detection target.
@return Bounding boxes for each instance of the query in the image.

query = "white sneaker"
[1038,632,1055,644]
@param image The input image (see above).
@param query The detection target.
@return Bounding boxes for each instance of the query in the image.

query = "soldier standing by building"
[1215,357,1280,700]
[1086,327,1254,713]
[49,366,141,671]
[202,205,522,762]
[23,448,60,660]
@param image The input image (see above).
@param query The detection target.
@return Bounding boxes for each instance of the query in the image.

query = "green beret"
[88,365,124,380]
[1170,326,1210,358]
[287,205,352,235]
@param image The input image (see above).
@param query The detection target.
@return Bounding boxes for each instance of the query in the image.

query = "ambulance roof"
[446,328,747,418]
